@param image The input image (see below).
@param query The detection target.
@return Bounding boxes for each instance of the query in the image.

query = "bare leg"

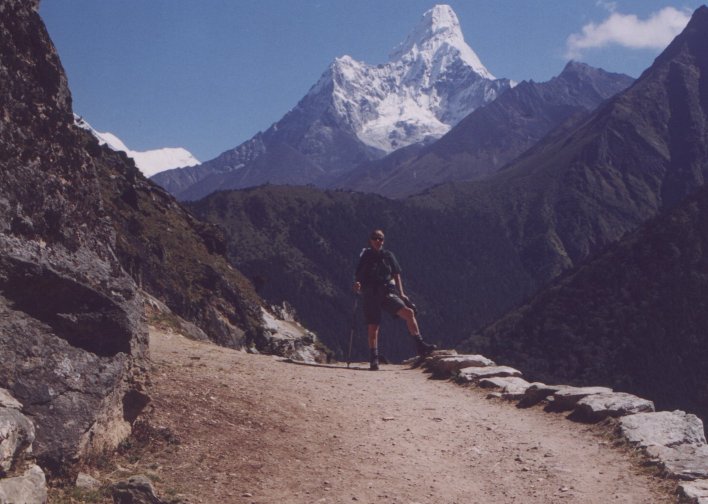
[397,306,436,356]
[368,324,380,370]
[368,324,380,349]
[396,307,420,336]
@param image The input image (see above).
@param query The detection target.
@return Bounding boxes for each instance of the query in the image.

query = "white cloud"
[566,7,691,59]
[595,0,617,13]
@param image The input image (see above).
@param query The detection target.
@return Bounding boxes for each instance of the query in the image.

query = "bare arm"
[393,273,408,299]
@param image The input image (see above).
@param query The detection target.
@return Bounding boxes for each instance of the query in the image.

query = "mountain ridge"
[335,60,634,196]
[152,4,512,200]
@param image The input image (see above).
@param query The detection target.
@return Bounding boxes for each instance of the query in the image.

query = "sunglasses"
[370,236,384,241]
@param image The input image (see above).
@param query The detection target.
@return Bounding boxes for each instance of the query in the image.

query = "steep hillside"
[188,186,533,361]
[464,180,708,422]
[82,136,263,348]
[337,61,634,197]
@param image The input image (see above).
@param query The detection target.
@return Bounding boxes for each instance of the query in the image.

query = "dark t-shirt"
[355,248,402,289]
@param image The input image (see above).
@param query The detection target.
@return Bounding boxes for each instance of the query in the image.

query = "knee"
[398,307,415,320]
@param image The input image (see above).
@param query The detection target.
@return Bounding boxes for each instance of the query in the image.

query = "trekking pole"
[346,296,359,368]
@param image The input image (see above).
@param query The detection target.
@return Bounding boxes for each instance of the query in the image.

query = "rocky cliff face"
[0,0,147,475]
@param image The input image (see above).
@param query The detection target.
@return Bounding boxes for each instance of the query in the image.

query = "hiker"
[353,229,436,370]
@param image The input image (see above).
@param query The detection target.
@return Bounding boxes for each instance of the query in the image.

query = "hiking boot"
[414,336,437,357]
[369,348,380,371]
[369,357,380,371]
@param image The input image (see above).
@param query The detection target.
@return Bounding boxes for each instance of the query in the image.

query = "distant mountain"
[189,5,708,369]
[75,115,200,177]
[464,179,708,422]
[153,4,512,200]
[336,61,634,197]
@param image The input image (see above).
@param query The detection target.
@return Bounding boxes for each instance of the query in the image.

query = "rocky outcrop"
[0,0,147,476]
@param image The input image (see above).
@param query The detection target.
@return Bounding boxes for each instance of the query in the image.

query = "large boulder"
[549,386,613,411]
[679,479,708,503]
[455,365,522,384]
[619,411,706,449]
[478,376,531,400]
[425,354,495,378]
[645,444,708,480]
[574,392,655,422]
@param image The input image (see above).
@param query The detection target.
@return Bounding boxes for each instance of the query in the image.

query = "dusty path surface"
[118,328,677,504]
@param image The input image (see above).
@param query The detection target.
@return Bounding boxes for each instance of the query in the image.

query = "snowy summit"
[310,4,511,152]
[74,115,200,177]
[390,4,494,79]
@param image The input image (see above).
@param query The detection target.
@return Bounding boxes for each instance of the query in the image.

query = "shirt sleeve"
[387,251,402,275]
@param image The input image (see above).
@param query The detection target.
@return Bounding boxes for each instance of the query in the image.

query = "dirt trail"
[120,327,676,504]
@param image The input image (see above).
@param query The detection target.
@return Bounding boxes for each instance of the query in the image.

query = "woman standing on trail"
[353,229,436,370]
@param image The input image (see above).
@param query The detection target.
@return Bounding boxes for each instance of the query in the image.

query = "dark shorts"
[361,286,406,325]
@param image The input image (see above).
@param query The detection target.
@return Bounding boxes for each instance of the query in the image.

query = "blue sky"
[40,1,704,162]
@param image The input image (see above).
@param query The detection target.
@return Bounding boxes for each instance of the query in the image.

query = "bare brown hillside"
[55,328,677,503]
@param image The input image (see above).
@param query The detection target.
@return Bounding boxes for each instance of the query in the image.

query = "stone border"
[416,351,708,504]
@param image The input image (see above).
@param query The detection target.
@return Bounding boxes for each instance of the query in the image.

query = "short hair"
[370,229,385,239]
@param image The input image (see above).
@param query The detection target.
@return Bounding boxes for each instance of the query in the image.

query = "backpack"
[357,248,398,287]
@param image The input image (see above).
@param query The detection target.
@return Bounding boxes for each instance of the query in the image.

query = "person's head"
[369,229,385,250]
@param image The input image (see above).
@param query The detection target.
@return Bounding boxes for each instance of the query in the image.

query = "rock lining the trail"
[424,354,495,377]
[420,352,708,492]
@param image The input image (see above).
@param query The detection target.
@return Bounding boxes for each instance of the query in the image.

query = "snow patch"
[74,115,200,177]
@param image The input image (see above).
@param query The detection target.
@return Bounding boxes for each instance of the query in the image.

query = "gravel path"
[128,328,676,504]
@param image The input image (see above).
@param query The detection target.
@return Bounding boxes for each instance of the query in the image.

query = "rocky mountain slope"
[336,61,634,197]
[152,4,512,200]
[0,0,148,476]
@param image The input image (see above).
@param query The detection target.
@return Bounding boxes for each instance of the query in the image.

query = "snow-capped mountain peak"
[74,115,200,177]
[151,4,512,199]
[390,4,493,80]
[303,4,510,153]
